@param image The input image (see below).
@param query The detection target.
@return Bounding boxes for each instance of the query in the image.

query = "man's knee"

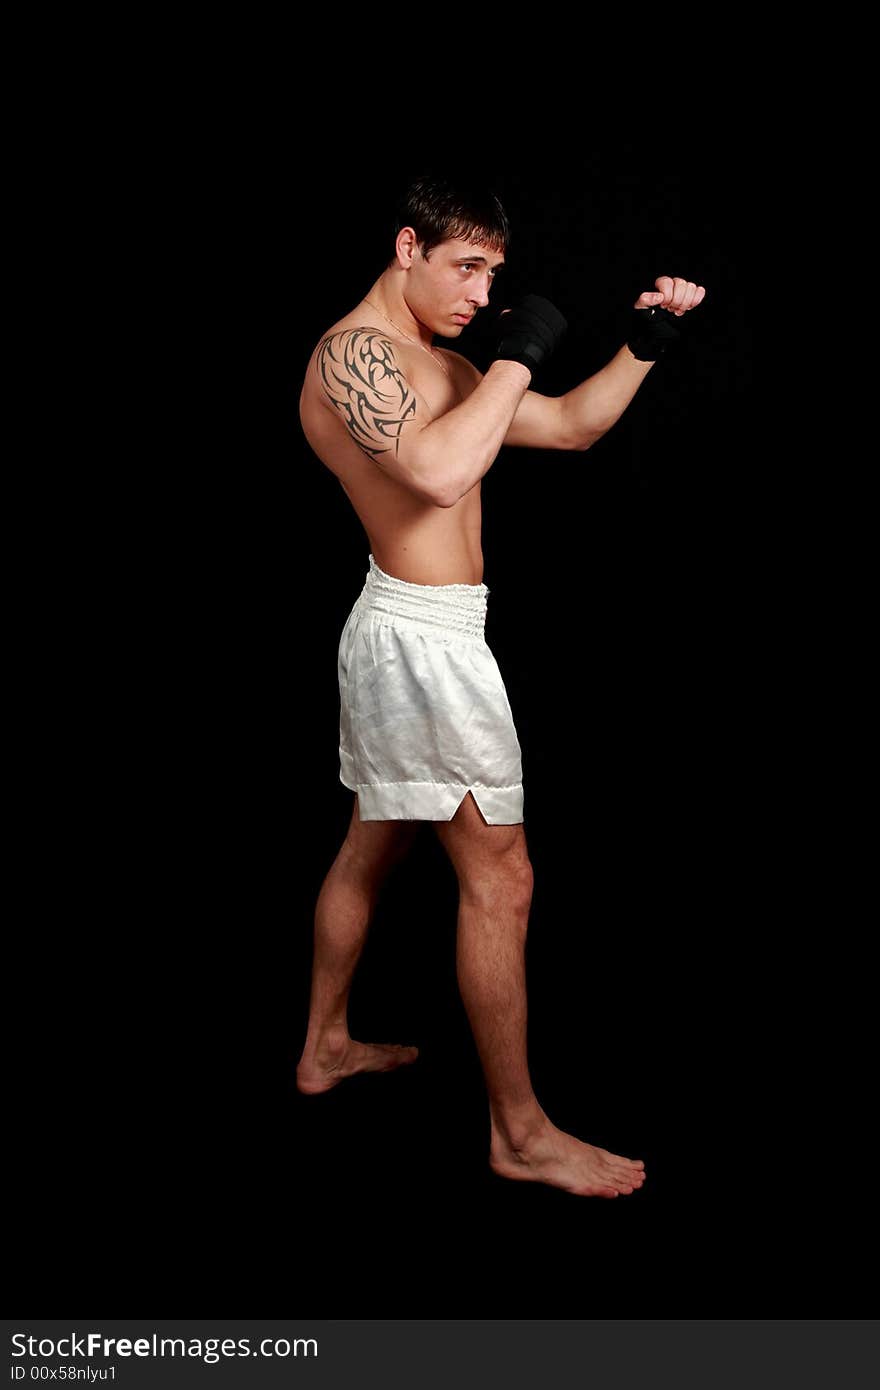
[434,792,534,908]
[513,853,535,907]
[500,851,534,914]
[460,848,533,920]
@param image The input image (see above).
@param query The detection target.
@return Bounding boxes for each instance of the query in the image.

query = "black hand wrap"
[626,306,682,361]
[493,294,567,378]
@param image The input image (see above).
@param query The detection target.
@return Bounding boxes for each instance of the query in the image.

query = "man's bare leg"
[296,794,420,1094]
[434,792,646,1198]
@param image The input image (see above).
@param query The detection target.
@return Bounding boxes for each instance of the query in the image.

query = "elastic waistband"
[356,554,489,639]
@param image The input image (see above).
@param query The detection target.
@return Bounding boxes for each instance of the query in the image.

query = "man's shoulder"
[312,301,402,351]
[303,312,401,382]
[301,313,381,408]
[307,314,376,363]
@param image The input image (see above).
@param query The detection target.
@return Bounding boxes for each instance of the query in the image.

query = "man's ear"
[395,226,420,269]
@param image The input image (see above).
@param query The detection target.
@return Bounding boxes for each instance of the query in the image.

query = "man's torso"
[299,300,484,585]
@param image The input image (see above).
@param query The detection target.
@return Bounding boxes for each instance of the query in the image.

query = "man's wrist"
[625,306,681,361]
[623,344,657,369]
[488,358,533,387]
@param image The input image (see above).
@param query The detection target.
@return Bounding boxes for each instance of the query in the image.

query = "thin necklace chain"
[363,296,451,378]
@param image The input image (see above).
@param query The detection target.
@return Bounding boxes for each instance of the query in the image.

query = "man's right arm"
[308,327,530,509]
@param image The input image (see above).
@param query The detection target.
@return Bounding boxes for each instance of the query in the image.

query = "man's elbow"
[434,472,483,507]
[404,470,455,507]
[402,447,456,507]
[404,479,456,508]
[400,465,451,508]
[574,427,607,452]
[419,465,460,508]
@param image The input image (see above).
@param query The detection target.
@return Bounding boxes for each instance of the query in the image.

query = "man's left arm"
[508,275,707,452]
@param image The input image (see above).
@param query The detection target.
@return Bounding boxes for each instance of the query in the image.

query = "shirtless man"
[296,173,706,1198]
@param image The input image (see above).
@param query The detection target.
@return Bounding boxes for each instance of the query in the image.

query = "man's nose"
[468,274,493,308]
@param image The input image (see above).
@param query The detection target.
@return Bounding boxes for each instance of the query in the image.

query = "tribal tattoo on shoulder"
[317,329,419,464]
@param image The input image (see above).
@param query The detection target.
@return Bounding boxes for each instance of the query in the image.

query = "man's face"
[408,235,505,335]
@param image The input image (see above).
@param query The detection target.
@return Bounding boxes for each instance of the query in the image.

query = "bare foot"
[296,1034,419,1095]
[490,1119,646,1198]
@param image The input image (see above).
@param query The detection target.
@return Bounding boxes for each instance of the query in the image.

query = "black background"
[11,124,866,1318]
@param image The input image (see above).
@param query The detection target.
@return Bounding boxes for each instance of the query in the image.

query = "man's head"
[388,172,510,265]
[384,172,510,335]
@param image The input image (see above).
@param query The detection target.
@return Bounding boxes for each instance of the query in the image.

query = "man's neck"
[365,272,433,350]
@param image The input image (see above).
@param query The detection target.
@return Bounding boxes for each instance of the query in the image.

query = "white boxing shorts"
[337,554,524,824]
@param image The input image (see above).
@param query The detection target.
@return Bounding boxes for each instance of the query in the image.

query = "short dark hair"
[387,171,511,267]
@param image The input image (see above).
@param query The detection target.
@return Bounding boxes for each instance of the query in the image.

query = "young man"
[297,173,705,1198]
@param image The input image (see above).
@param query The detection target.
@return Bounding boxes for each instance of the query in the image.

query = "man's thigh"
[432,790,529,876]
[344,792,420,871]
